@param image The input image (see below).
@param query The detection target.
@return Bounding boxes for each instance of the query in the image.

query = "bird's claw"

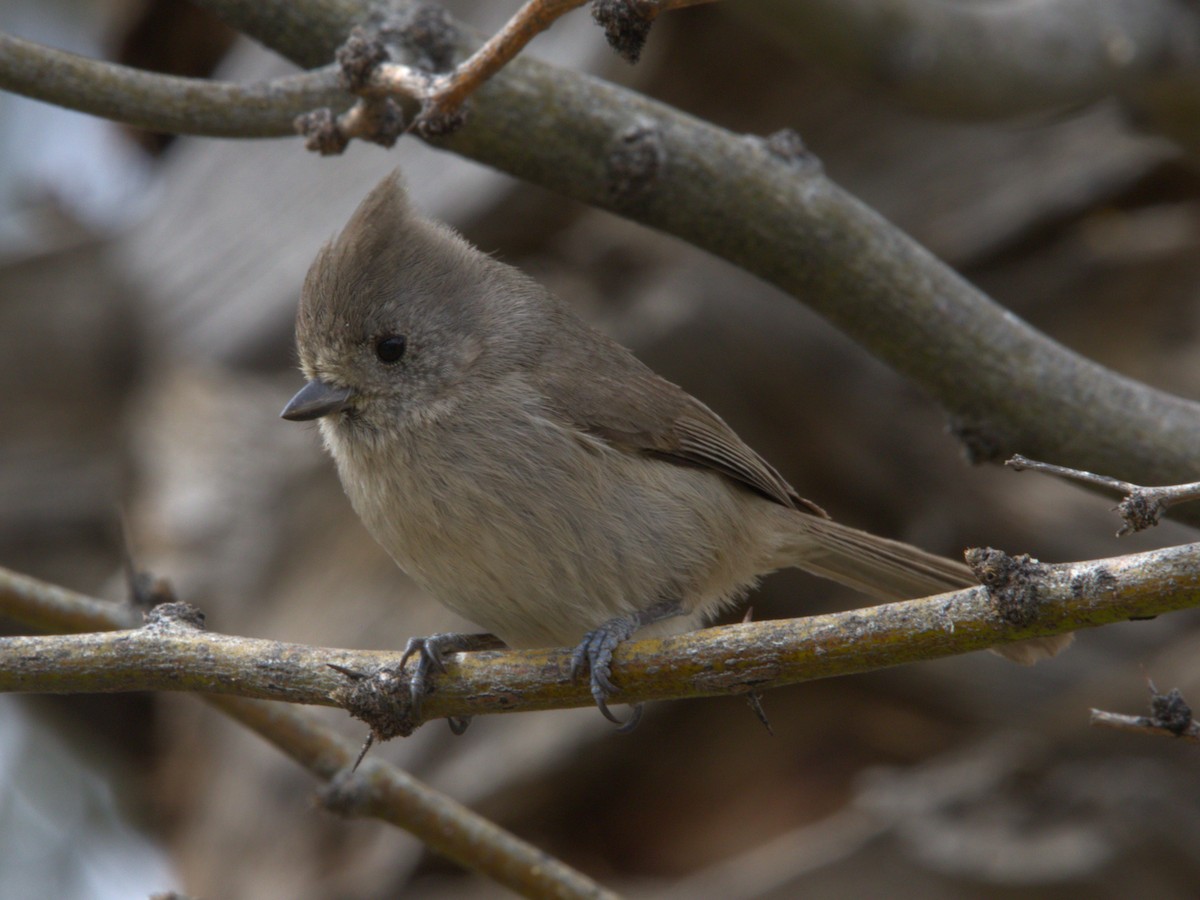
[571,620,643,731]
[398,632,503,734]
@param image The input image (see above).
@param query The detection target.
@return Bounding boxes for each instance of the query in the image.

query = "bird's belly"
[339,419,771,648]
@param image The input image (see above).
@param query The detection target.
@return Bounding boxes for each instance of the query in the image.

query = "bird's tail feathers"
[777,514,1072,665]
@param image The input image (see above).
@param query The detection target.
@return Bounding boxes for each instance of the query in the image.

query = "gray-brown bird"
[282,173,1069,727]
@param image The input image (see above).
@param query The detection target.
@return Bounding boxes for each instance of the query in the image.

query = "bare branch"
[5,542,1200,734]
[0,570,613,898]
[1008,455,1200,535]
[0,565,139,633]
[0,31,349,137]
[1091,684,1200,743]
[1090,710,1200,743]
[7,2,1200,511]
[418,0,588,129]
[208,695,616,898]
[182,0,1200,530]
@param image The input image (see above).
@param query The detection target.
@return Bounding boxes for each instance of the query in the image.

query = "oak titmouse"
[283,173,1069,724]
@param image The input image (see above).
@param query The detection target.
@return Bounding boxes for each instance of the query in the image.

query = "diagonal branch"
[0,31,350,137]
[7,3,1200,524]
[417,0,588,128]
[184,0,1200,528]
[209,695,617,898]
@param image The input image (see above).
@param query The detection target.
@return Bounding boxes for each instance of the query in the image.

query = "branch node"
[1116,490,1167,535]
[592,0,657,64]
[965,547,1044,627]
[317,766,373,817]
[761,128,822,171]
[294,108,350,156]
[415,100,469,138]
[336,27,392,92]
[948,416,1007,464]
[333,665,420,740]
[344,98,407,148]
[1150,683,1194,736]
[606,118,665,205]
[143,601,207,632]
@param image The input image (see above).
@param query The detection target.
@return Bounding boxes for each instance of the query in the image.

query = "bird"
[282,172,1070,728]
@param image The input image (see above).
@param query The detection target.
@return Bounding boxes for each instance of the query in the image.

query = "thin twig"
[0,32,349,137]
[312,0,723,142]
[1090,709,1200,742]
[1089,710,1200,744]
[1090,678,1199,743]
[1008,454,1200,535]
[419,0,588,129]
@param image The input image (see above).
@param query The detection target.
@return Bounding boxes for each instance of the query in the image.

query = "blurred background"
[3,0,1200,896]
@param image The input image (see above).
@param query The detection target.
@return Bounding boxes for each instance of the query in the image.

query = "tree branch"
[1008,455,1200,535]
[417,0,588,128]
[178,0,1200,529]
[1090,683,1200,743]
[0,32,350,137]
[739,0,1200,148]
[5,542,1200,735]
[1090,708,1200,743]
[207,694,617,898]
[8,3,1200,524]
[0,570,612,898]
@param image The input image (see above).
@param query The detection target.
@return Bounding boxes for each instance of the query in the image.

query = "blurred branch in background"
[1091,682,1200,744]
[1008,454,1200,535]
[736,0,1200,149]
[0,33,348,137]
[212,695,616,900]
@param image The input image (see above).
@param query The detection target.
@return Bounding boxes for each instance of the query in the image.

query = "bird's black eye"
[375,334,407,364]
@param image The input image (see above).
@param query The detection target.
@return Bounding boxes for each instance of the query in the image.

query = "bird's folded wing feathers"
[533,326,825,516]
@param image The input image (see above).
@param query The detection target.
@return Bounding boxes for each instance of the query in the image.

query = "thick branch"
[740,0,1200,146]
[7,3,1200,509]
[183,0,1200,528]
[0,32,349,137]
[5,543,1200,732]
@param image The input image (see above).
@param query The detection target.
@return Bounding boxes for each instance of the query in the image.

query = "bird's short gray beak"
[281,378,354,421]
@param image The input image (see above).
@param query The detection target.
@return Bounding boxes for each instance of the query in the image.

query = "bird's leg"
[570,598,683,731]
[399,632,506,734]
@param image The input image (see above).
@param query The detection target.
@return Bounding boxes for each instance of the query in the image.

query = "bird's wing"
[534,328,826,517]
